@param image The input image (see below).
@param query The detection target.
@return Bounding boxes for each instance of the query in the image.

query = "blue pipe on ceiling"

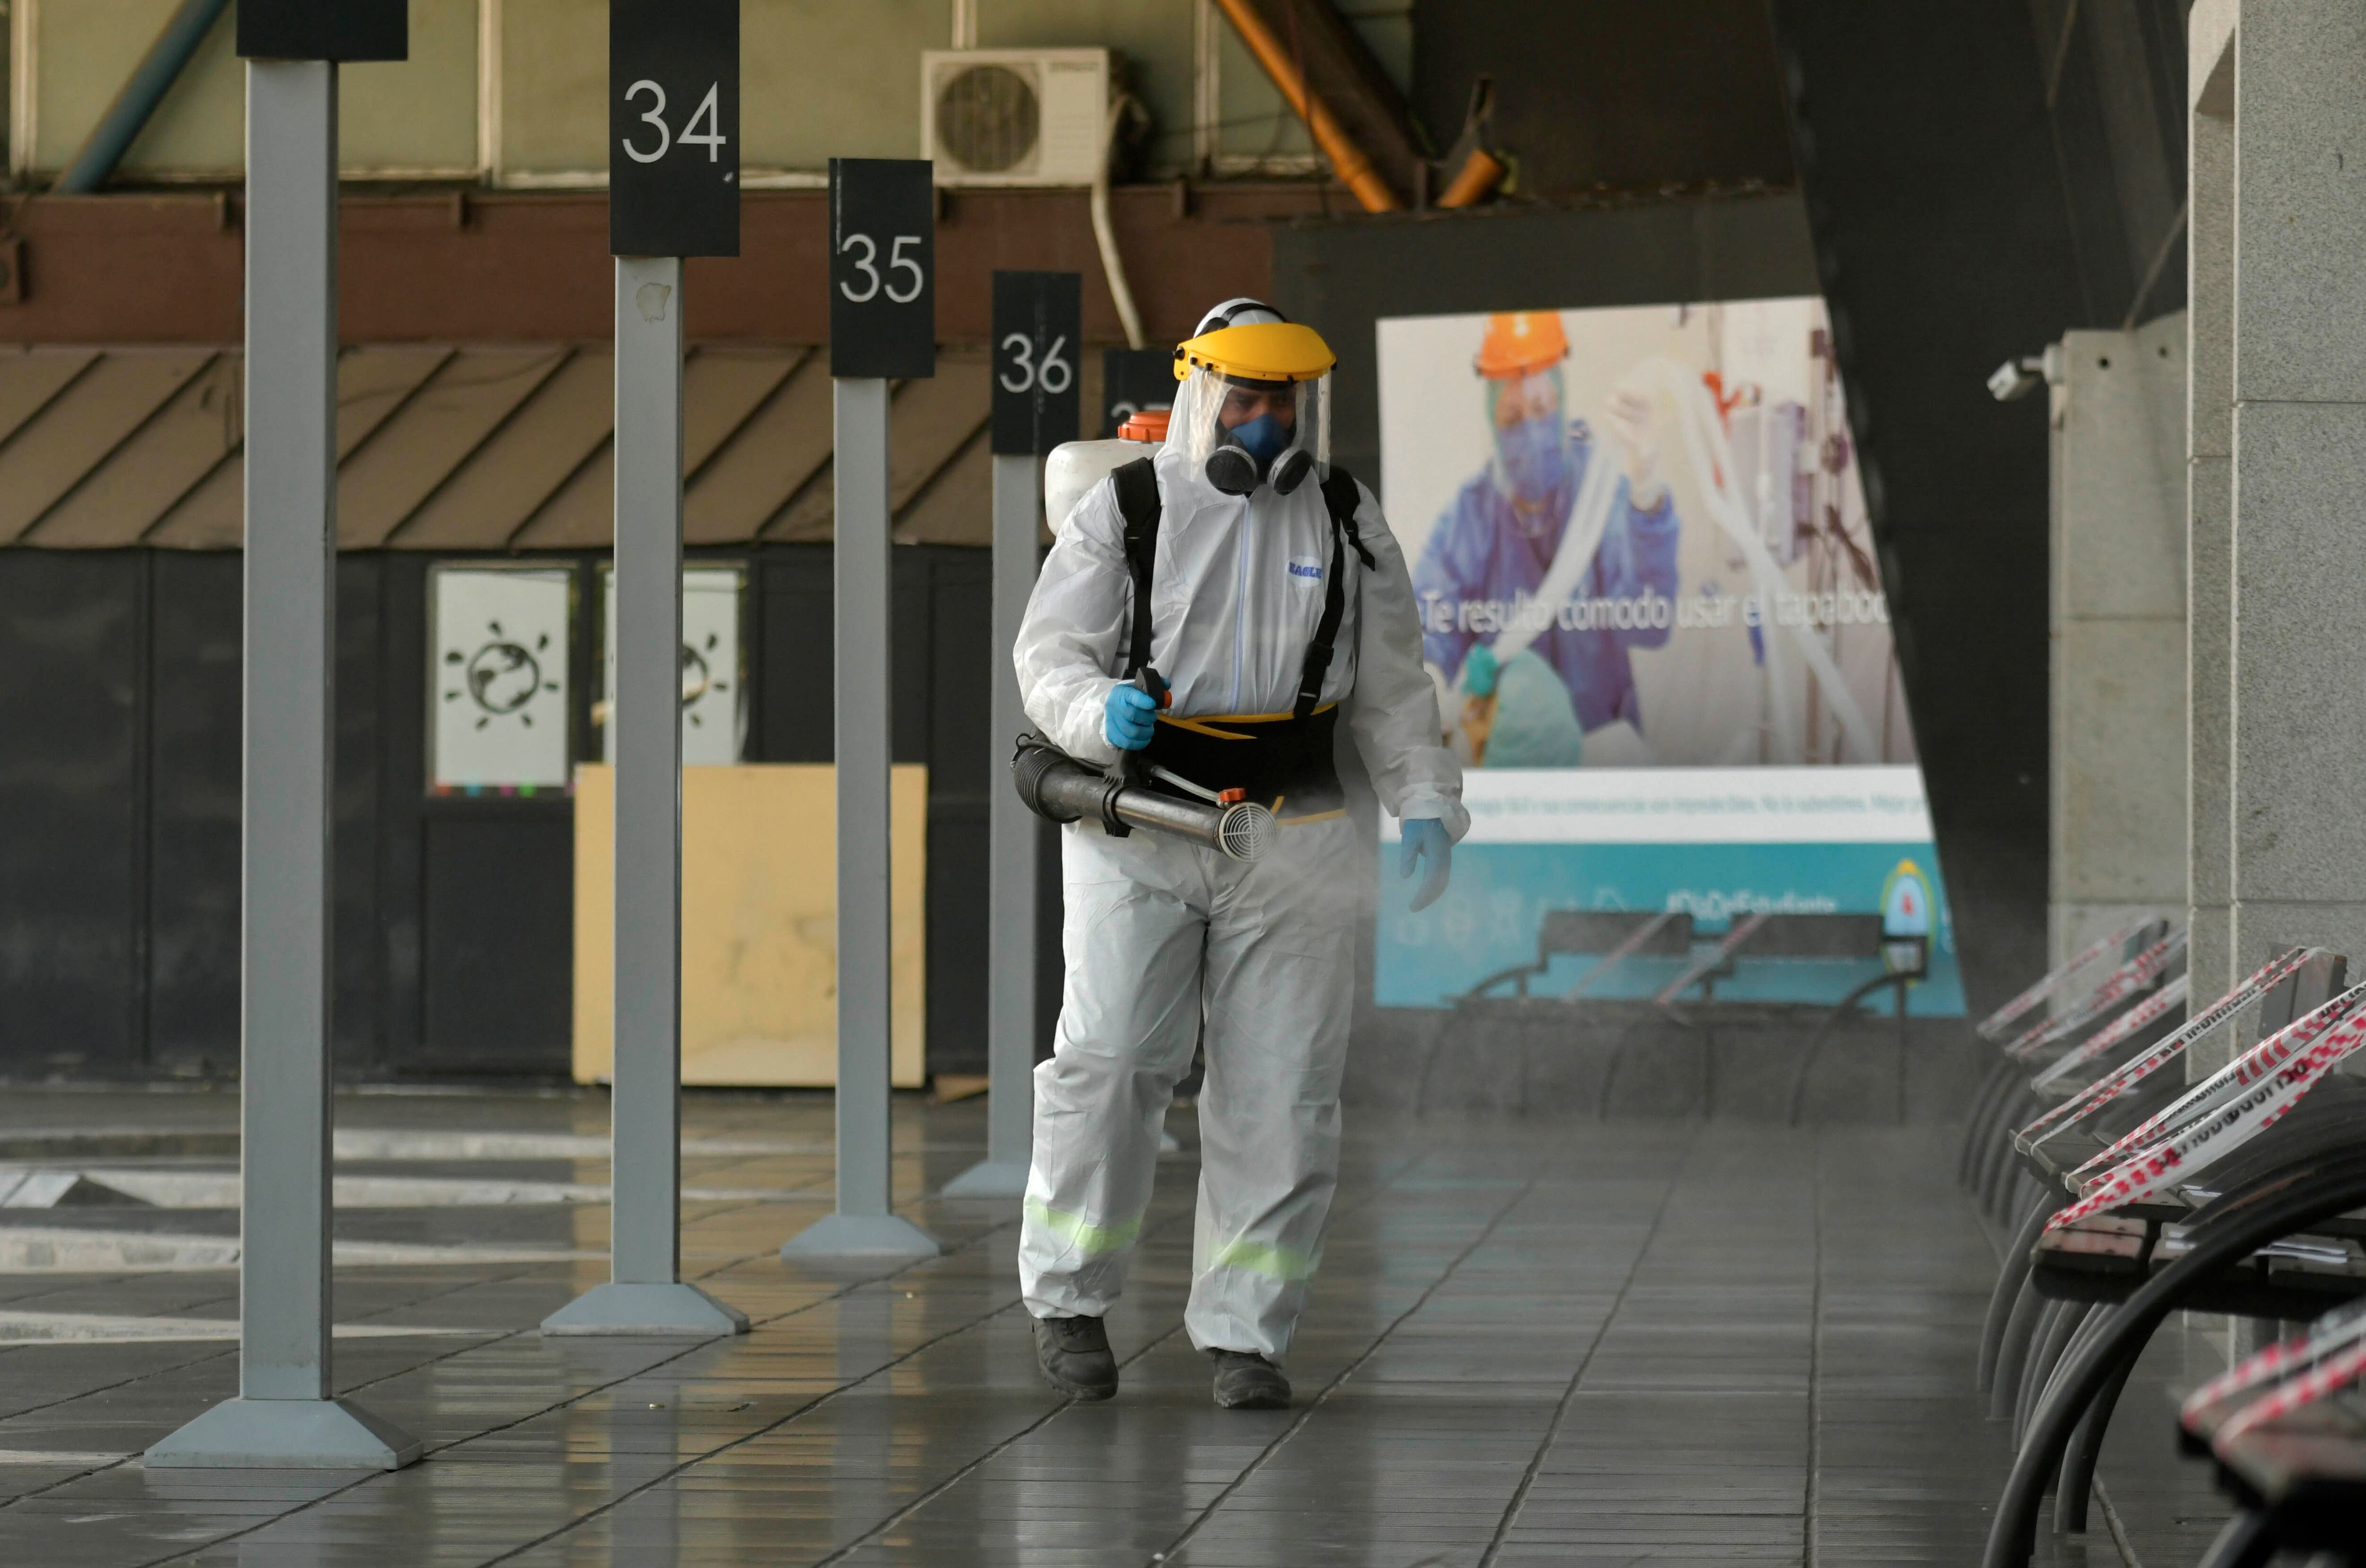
[53,0,237,195]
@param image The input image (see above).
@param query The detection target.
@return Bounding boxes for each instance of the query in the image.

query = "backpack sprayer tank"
[1015,411,1277,863]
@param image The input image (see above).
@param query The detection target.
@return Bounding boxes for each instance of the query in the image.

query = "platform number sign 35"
[609,0,739,259]
[829,159,936,380]
[992,273,1082,456]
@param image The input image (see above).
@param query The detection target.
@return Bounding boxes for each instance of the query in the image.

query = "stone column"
[2225,0,2366,1060]
[2187,4,2236,1045]
[2050,318,2188,970]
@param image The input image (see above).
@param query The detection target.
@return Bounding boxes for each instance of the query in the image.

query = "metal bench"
[1454,908,1696,1003]
[2178,1307,2366,1567]
[1430,909,1928,1121]
[1965,946,2366,1566]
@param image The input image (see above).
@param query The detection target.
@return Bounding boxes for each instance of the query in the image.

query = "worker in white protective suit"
[1013,300,1468,1409]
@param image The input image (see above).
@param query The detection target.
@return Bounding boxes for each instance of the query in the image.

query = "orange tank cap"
[1119,410,1171,443]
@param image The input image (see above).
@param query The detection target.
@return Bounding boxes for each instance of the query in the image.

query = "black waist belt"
[1141,703,1344,822]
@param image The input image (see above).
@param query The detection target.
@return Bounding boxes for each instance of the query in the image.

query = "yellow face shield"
[1173,322,1337,386]
[1170,322,1335,498]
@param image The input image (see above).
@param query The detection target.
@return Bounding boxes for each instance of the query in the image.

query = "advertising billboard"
[1375,297,1961,1013]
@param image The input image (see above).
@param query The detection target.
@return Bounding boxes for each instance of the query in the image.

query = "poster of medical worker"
[1373,298,1962,1014]
[1382,297,1909,769]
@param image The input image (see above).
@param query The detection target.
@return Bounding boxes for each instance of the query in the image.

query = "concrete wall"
[8,0,1389,185]
[2048,315,2188,969]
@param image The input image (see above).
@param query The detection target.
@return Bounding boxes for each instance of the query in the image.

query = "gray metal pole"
[146,59,417,1469]
[544,259,746,1336]
[944,452,1039,1198]
[783,378,938,1259]
[610,254,688,1286]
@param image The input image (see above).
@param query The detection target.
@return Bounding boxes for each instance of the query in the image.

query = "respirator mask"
[1173,300,1333,499]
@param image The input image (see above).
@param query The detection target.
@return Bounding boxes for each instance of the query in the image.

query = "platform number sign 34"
[609,0,740,258]
[992,272,1083,456]
[829,159,936,380]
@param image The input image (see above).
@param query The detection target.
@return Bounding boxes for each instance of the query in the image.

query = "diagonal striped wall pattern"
[0,343,1020,551]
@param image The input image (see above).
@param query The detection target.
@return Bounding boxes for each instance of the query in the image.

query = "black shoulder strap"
[1322,464,1377,570]
[1292,465,1373,722]
[1112,457,1161,679]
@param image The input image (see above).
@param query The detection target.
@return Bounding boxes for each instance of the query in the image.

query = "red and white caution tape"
[2020,947,2313,1150]
[2029,975,2190,1093]
[2183,1300,2366,1423]
[1979,919,2153,1042]
[2043,997,2366,1233]
[2215,1336,2366,1448]
[2005,931,2188,1061]
[2069,978,2366,1186]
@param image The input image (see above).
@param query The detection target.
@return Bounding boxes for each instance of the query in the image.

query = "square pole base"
[539,1281,749,1337]
[145,1397,420,1470]
[781,1213,941,1261]
[941,1159,1029,1199]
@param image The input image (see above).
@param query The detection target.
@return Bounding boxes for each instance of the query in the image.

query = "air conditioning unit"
[921,49,1111,187]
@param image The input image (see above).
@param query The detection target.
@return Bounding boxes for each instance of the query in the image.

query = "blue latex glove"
[1462,642,1499,698]
[1104,684,1159,750]
[1399,819,1452,912]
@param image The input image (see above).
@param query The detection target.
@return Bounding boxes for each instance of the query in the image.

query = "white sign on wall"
[429,565,574,791]
[599,563,746,766]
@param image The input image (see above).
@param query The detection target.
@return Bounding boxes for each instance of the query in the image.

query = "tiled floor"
[0,1092,2231,1566]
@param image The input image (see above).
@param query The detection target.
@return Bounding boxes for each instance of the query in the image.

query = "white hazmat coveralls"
[1013,380,1469,1361]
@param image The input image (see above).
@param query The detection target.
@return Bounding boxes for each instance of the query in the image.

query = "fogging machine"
[1011,735,1274,863]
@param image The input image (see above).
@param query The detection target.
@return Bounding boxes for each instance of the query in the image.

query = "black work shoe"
[1034,1314,1118,1401]
[1209,1349,1291,1409]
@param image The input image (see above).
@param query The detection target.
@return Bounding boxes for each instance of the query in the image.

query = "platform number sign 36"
[829,159,936,380]
[992,272,1083,456]
[609,0,739,258]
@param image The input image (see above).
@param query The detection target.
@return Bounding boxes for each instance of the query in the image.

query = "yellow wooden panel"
[573,764,929,1089]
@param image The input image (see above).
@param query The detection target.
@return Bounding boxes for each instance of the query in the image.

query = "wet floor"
[0,1093,2227,1566]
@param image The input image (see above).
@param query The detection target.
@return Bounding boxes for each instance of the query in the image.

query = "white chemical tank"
[1044,411,1167,534]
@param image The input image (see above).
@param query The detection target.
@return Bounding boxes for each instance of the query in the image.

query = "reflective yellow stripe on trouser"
[1017,812,1358,1362]
[1022,1197,1142,1259]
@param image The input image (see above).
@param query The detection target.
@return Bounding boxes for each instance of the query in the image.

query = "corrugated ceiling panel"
[146,346,466,549]
[28,356,241,547]
[892,423,992,546]
[337,348,567,548]
[758,354,991,544]
[0,349,100,450]
[887,354,991,512]
[0,351,212,544]
[390,350,615,549]
[8,343,1003,553]
[144,458,244,550]
[337,347,455,458]
[686,347,808,475]
[506,446,612,549]
[693,355,836,544]
[512,345,809,550]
